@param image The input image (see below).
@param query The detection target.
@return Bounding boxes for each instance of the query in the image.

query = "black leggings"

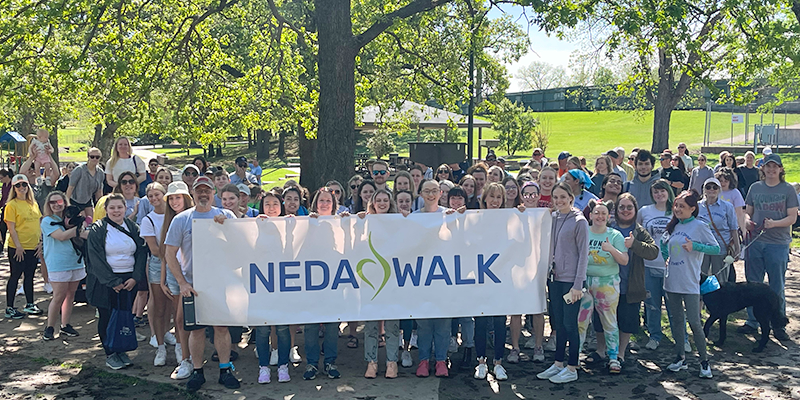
[97,283,136,355]
[549,280,581,367]
[6,248,37,307]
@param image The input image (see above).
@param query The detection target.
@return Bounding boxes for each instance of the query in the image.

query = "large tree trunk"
[297,123,317,189]
[92,120,118,161]
[255,129,271,161]
[50,125,60,166]
[793,1,800,23]
[277,130,286,159]
[312,0,357,191]
[650,49,690,153]
[651,101,674,153]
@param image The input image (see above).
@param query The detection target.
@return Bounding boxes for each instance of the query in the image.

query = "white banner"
[192,209,552,326]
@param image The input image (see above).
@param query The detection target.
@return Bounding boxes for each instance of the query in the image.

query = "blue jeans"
[401,320,416,343]
[255,325,290,366]
[644,268,687,343]
[475,316,506,361]
[416,318,451,362]
[304,323,339,366]
[745,241,789,328]
[451,317,475,348]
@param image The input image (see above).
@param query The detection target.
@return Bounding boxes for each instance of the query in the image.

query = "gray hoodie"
[625,173,661,208]
[550,208,589,291]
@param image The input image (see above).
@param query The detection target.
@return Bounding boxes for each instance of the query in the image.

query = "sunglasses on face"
[331,189,341,195]
[184,171,198,177]
[372,170,387,176]
[678,146,686,149]
[350,185,358,190]
[705,185,719,190]
[533,153,541,156]
[437,170,449,174]
[14,182,28,188]
[89,155,101,160]
[49,199,64,206]
[120,179,136,185]
[618,205,635,211]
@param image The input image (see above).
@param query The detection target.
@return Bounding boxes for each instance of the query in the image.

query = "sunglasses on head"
[89,155,101,160]
[372,170,387,176]
[120,179,136,185]
[14,182,28,188]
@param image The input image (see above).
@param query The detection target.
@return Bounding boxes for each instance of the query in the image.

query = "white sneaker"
[448,336,458,353]
[537,363,564,380]
[409,332,418,349]
[43,282,53,294]
[269,348,279,366]
[164,332,177,345]
[549,367,578,383]
[493,363,508,381]
[171,359,193,380]
[474,362,488,379]
[699,360,712,379]
[154,346,167,366]
[667,356,688,372]
[136,330,147,342]
[684,342,692,353]
[149,335,158,348]
[258,366,271,384]
[289,346,302,363]
[401,350,413,367]
[645,338,659,350]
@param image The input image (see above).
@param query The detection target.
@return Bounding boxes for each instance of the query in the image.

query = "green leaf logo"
[356,232,391,300]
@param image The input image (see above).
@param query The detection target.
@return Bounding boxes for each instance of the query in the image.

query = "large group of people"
[1,135,797,393]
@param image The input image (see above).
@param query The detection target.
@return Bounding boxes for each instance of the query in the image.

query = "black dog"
[49,205,87,263]
[701,273,789,352]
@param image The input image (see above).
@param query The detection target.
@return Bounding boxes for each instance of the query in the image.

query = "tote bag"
[106,291,138,353]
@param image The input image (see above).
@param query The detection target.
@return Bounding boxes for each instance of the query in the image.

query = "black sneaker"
[324,363,341,379]
[774,328,789,341]
[5,307,25,319]
[60,324,80,337]
[187,370,206,392]
[737,324,758,335]
[23,303,42,315]
[133,316,147,327]
[43,326,55,341]
[218,367,240,389]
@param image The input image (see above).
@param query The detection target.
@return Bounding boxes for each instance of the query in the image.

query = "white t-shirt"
[106,224,136,273]
[107,156,145,183]
[637,205,671,270]
[140,211,165,244]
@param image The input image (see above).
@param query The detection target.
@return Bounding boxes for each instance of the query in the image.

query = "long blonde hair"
[9,179,35,205]
[107,136,132,172]
[159,193,194,259]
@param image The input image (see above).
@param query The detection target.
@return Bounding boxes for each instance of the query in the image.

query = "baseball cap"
[235,156,247,165]
[532,148,543,156]
[762,146,772,155]
[182,164,199,175]
[11,174,28,186]
[558,151,571,160]
[763,153,782,166]
[497,156,506,163]
[660,149,673,157]
[164,181,190,199]
[605,150,619,159]
[236,182,251,196]
[703,177,721,188]
[192,176,214,190]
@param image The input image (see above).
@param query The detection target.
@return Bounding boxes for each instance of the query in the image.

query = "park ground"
[1,257,799,400]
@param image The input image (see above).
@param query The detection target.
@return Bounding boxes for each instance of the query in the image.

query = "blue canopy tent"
[0,131,28,170]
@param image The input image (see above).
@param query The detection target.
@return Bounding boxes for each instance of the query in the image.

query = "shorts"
[49,268,87,283]
[70,199,93,211]
[616,294,641,334]
[147,255,180,295]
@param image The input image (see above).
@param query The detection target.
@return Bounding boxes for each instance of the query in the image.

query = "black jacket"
[85,217,147,309]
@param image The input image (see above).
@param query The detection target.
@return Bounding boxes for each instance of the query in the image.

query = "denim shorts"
[147,254,180,295]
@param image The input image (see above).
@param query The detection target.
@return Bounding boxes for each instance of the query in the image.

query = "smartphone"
[183,295,197,327]
[563,292,574,304]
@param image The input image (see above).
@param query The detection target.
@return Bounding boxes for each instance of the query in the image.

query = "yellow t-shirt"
[93,195,108,222]
[4,198,42,250]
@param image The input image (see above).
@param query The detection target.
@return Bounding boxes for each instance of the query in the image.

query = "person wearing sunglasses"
[94,171,142,222]
[435,164,453,183]
[181,164,200,190]
[67,147,105,218]
[688,153,714,195]
[105,136,146,189]
[370,160,390,191]
[4,174,42,320]
[230,156,257,186]
[697,178,739,283]
[344,175,363,212]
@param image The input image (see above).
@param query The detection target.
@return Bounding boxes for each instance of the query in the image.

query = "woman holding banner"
[350,189,404,379]
[537,182,588,384]
[159,182,194,380]
[303,188,342,380]
[515,182,547,362]
[473,182,510,380]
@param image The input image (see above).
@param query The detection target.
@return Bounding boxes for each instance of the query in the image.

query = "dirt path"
[1,257,799,399]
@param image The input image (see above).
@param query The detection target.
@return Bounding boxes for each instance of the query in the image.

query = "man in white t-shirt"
[164,176,238,392]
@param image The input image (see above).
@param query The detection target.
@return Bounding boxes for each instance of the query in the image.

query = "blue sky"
[487,4,576,92]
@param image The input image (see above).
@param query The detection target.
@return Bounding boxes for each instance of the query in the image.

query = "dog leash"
[717,226,767,275]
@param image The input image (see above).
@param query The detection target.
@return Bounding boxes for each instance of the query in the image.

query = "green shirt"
[586,227,626,277]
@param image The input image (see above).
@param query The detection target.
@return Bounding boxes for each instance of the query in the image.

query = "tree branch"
[354,0,455,50]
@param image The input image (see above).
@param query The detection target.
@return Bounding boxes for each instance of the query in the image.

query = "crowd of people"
[1,135,797,393]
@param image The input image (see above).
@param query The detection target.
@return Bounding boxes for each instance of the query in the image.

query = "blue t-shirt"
[164,207,236,284]
[41,215,84,272]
